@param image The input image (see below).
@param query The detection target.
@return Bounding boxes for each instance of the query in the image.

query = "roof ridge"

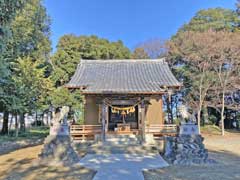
[80,58,166,63]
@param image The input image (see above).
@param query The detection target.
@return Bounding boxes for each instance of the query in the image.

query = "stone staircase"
[104,134,142,145]
[86,134,162,154]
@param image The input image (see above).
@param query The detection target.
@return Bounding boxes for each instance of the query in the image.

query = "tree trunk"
[175,95,179,119]
[202,106,208,126]
[221,93,225,136]
[35,111,37,126]
[15,114,19,137]
[41,113,44,126]
[8,115,14,136]
[197,109,201,134]
[20,112,25,132]
[46,111,50,126]
[1,111,9,135]
[198,81,203,134]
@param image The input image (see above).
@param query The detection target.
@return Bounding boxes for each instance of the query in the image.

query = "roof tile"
[66,59,181,93]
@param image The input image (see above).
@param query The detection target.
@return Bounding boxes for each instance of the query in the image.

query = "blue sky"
[44,0,237,52]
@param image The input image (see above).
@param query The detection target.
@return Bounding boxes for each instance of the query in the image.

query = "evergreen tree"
[0,0,26,52]
[178,8,240,33]
[0,0,26,134]
[1,0,51,134]
[51,35,131,86]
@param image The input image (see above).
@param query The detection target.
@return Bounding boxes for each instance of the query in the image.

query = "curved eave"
[65,84,182,95]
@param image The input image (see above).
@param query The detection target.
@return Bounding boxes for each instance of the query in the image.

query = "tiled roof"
[66,59,181,94]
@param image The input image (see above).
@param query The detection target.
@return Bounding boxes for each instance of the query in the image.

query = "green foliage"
[208,115,217,125]
[1,57,53,113]
[201,125,221,135]
[0,0,26,109]
[173,118,181,126]
[13,57,53,111]
[51,35,131,86]
[0,126,49,142]
[178,8,240,33]
[50,87,84,123]
[0,0,25,24]
[77,35,131,60]
[50,34,131,123]
[0,0,52,115]
[51,35,81,86]
[50,88,82,111]
[0,0,26,52]
[8,0,51,61]
[74,110,84,124]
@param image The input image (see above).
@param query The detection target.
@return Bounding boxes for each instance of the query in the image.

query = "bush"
[0,126,49,143]
[208,115,217,125]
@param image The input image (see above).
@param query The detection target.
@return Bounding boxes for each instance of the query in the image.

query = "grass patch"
[201,125,221,135]
[28,126,49,137]
[0,126,49,143]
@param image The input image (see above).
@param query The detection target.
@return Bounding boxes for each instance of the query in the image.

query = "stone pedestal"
[164,134,216,165]
[49,124,69,136]
[38,124,79,166]
[179,123,199,135]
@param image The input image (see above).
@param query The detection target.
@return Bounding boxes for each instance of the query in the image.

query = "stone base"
[50,124,69,136]
[38,135,79,166]
[164,135,216,165]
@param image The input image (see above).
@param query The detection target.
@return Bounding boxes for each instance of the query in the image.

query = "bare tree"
[135,38,167,59]
[132,47,149,59]
[167,30,221,134]
[168,30,240,135]
[210,31,240,135]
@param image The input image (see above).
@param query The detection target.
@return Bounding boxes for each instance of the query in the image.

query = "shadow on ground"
[144,150,240,180]
[0,145,95,180]
[1,158,95,180]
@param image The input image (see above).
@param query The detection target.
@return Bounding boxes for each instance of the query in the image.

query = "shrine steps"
[85,134,164,154]
[87,143,159,155]
[104,134,141,145]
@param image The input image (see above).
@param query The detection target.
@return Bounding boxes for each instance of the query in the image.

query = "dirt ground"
[144,131,240,180]
[0,132,239,180]
[0,145,95,180]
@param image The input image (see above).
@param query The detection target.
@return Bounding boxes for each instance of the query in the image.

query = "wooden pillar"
[101,100,107,142]
[141,98,146,142]
[106,106,109,133]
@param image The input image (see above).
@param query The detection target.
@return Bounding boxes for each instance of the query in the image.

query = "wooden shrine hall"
[66,59,181,141]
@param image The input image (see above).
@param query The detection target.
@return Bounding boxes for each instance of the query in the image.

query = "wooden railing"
[145,124,178,137]
[70,124,178,141]
[70,125,102,141]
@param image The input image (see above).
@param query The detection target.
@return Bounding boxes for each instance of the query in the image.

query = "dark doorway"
[108,106,138,131]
